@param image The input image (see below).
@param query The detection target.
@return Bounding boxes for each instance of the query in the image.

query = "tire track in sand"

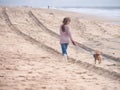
[1,8,120,81]
[28,11,120,63]
[2,8,61,57]
[27,10,120,81]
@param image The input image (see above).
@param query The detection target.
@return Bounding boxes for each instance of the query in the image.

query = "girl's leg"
[61,43,68,55]
[61,43,68,62]
[61,44,67,55]
[65,43,68,54]
[65,43,69,60]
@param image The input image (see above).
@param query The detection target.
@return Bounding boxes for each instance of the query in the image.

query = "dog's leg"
[99,57,102,64]
[94,59,96,64]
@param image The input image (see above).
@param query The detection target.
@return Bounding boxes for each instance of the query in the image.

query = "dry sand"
[0,6,120,90]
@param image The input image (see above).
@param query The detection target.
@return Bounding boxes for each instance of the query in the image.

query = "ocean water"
[57,7,120,23]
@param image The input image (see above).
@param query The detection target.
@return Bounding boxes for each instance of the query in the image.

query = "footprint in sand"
[87,74,93,76]
[0,62,2,65]
[41,56,50,59]
[76,71,87,75]
[81,76,86,79]
[65,87,71,90]
[27,63,34,66]
[107,64,117,66]
[19,75,25,78]
[95,83,99,85]
[102,87,108,90]
[55,67,60,69]
[28,71,33,74]
[0,75,4,77]
[92,77,97,80]
[41,86,47,89]
[5,67,11,70]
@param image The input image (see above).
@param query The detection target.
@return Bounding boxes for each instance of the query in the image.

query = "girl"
[60,17,76,62]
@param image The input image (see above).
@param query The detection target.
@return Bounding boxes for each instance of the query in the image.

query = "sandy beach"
[0,6,120,90]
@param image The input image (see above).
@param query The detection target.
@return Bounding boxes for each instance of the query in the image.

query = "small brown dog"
[93,50,102,64]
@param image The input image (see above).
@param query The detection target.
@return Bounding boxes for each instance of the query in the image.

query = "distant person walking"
[60,17,76,62]
[48,5,50,9]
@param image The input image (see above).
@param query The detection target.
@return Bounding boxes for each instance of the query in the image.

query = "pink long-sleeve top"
[60,25,73,44]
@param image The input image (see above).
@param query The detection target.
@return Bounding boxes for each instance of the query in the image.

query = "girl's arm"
[66,26,76,45]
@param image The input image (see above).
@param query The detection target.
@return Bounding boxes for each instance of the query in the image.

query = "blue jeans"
[61,43,68,55]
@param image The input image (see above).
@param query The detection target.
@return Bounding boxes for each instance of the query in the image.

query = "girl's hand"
[72,40,77,46]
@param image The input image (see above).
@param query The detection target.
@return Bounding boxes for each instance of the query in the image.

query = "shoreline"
[55,8,120,25]
[1,5,120,24]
